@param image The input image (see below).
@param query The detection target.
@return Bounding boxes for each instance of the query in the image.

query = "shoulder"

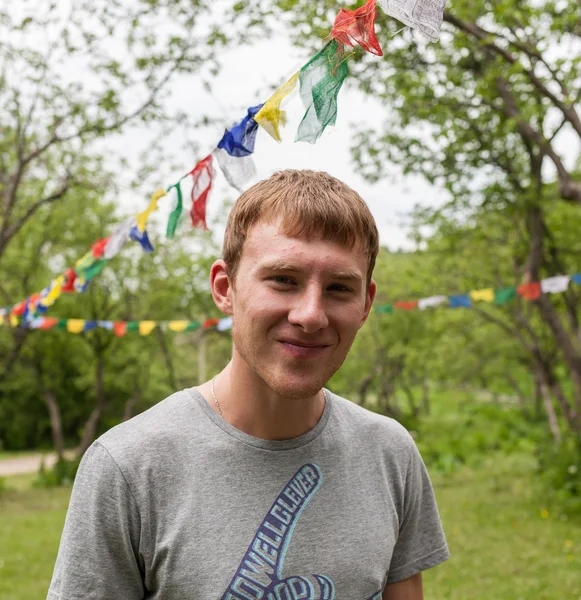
[95,389,198,471]
[328,391,416,456]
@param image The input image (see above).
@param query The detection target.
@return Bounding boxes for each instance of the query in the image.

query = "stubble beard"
[232,324,351,400]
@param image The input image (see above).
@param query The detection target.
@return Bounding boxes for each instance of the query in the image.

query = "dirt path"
[0,453,59,476]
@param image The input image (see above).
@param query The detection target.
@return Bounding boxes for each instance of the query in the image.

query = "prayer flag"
[39,317,58,330]
[185,322,201,331]
[166,182,183,239]
[255,73,299,142]
[67,319,85,334]
[203,317,221,329]
[92,238,109,258]
[136,188,166,232]
[572,274,581,285]
[130,225,155,252]
[114,322,127,337]
[494,286,516,305]
[394,300,418,311]
[517,282,541,300]
[540,276,570,294]
[217,316,233,331]
[214,148,256,192]
[375,304,393,314]
[470,288,495,303]
[296,40,349,144]
[331,0,383,56]
[217,104,263,158]
[139,321,157,335]
[449,294,471,308]
[418,295,447,310]
[104,218,135,259]
[189,155,215,230]
[62,269,77,293]
[376,0,446,41]
[168,320,189,332]
[126,321,139,332]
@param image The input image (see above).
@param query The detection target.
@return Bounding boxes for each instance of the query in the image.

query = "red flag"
[92,237,110,258]
[394,300,419,311]
[62,268,77,293]
[331,0,383,57]
[189,154,215,230]
[113,322,127,337]
[11,300,27,316]
[202,317,220,330]
[39,317,59,330]
[517,282,541,300]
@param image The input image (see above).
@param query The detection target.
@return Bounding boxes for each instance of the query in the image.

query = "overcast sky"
[106,33,450,252]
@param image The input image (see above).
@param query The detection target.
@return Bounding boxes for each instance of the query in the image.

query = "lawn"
[1,453,580,599]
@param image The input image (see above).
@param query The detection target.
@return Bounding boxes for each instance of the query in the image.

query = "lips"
[277,339,331,359]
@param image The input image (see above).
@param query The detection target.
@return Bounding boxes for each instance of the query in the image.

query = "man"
[48,170,449,600]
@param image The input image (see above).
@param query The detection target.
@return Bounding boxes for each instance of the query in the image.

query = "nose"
[287,287,329,333]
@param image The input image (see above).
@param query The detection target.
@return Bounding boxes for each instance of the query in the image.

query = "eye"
[328,283,352,292]
[271,275,295,286]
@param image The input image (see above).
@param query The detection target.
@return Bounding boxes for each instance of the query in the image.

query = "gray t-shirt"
[48,389,449,599]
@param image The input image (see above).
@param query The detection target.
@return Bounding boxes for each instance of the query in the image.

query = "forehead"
[240,220,368,278]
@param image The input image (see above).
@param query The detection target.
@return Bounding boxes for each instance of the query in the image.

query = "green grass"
[424,453,581,599]
[0,453,580,599]
[0,479,70,600]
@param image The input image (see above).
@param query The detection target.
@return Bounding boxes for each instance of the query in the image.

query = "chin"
[264,375,329,400]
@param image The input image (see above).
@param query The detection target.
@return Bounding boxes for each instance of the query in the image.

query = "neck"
[198,361,326,441]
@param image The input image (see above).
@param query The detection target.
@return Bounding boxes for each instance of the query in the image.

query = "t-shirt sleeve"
[47,441,145,599]
[387,436,450,584]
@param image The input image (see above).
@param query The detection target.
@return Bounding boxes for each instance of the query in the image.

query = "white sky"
[106,34,449,252]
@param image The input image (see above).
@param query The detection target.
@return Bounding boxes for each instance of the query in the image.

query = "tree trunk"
[156,328,178,391]
[42,389,65,462]
[401,379,419,417]
[357,374,374,407]
[540,379,562,445]
[76,357,107,458]
[421,376,430,415]
[504,371,529,417]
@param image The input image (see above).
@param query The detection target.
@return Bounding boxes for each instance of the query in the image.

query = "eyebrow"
[259,260,363,282]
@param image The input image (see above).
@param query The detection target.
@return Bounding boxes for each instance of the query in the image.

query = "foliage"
[34,458,81,489]
[536,435,581,517]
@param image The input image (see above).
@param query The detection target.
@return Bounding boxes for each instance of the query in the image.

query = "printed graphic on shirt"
[220,463,383,600]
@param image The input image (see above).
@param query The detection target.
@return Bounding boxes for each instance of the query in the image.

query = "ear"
[210,259,233,315]
[359,279,377,328]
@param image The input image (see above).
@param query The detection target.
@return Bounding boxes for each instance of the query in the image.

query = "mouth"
[277,339,331,358]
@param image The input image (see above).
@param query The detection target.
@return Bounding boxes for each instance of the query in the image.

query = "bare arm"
[382,573,423,600]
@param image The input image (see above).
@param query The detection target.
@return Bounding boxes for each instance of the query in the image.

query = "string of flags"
[4,275,579,336]
[7,0,446,328]
[0,312,233,337]
[374,274,581,313]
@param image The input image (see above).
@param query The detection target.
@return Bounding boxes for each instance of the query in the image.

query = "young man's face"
[225,218,376,399]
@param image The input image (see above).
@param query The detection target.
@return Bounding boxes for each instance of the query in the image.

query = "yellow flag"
[168,320,189,332]
[40,276,64,307]
[255,73,299,142]
[139,321,157,336]
[75,251,94,270]
[67,319,85,334]
[9,314,19,327]
[136,188,166,232]
[470,288,495,303]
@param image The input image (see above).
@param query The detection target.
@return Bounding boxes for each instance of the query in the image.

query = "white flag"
[418,295,448,310]
[541,275,570,294]
[214,148,256,192]
[376,0,446,41]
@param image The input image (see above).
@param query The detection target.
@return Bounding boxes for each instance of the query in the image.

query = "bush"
[415,402,545,474]
[34,457,81,488]
[535,435,581,517]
